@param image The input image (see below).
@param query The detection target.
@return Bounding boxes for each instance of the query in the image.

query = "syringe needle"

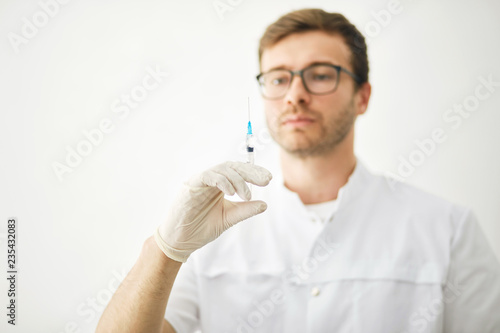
[247,97,250,122]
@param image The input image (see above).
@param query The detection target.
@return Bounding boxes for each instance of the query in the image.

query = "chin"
[281,140,319,155]
[283,132,318,146]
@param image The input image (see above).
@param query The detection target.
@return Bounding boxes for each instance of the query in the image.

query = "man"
[97,9,500,333]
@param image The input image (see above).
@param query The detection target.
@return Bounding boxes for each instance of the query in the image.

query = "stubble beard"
[268,98,356,159]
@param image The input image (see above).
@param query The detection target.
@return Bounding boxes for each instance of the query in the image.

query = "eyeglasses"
[256,63,362,99]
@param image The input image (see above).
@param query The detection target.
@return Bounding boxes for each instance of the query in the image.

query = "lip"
[281,115,315,127]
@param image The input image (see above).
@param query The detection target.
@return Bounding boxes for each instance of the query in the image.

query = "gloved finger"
[223,200,268,227]
[196,170,236,196]
[225,161,272,186]
[213,165,251,201]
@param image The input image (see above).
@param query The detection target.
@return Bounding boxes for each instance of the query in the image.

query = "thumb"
[224,200,268,227]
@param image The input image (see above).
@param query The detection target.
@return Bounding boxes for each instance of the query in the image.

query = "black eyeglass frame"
[256,63,363,99]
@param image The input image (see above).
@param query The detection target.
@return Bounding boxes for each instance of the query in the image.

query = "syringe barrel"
[246,151,254,164]
[246,134,255,164]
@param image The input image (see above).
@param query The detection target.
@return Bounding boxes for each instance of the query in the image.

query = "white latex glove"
[155,161,272,263]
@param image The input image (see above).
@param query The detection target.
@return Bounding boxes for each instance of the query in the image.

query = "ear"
[355,82,371,116]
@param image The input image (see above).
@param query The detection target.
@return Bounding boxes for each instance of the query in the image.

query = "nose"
[284,74,311,107]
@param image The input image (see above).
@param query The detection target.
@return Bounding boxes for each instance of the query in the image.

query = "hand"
[154,161,272,263]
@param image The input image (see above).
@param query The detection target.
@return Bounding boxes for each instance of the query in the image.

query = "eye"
[270,77,289,86]
[312,74,334,81]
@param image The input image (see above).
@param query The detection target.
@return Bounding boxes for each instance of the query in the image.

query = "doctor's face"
[260,30,367,158]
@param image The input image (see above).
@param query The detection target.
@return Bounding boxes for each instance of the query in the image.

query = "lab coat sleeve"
[443,208,500,332]
[164,256,200,333]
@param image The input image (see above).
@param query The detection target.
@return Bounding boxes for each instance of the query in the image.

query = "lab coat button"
[311,287,320,296]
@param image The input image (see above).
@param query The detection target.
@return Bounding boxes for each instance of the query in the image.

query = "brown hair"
[258,8,369,87]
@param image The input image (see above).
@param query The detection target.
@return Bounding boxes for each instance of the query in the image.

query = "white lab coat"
[164,156,500,332]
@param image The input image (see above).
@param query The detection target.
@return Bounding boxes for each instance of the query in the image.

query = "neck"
[280,128,357,204]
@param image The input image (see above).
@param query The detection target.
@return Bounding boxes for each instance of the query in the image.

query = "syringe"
[246,97,255,165]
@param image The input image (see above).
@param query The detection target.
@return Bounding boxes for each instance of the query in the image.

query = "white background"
[0,0,499,332]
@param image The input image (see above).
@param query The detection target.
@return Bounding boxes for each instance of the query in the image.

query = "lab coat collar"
[274,156,374,217]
